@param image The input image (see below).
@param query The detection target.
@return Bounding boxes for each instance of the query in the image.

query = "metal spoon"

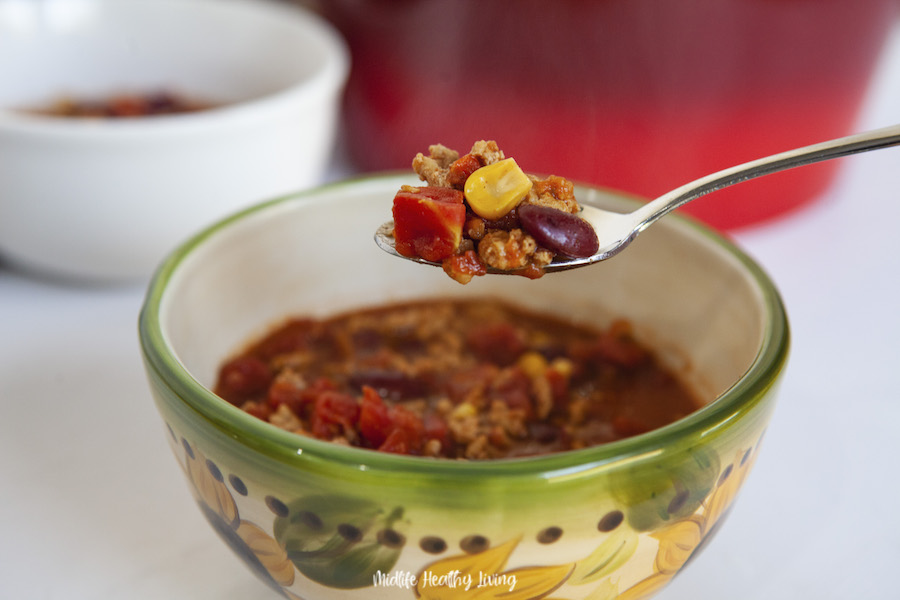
[376,123,900,272]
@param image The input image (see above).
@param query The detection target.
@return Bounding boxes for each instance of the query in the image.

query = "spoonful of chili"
[376,124,900,278]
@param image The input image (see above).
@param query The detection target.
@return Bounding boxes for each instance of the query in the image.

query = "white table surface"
[4,27,900,600]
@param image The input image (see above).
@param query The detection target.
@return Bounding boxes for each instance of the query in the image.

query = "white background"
[3,23,900,600]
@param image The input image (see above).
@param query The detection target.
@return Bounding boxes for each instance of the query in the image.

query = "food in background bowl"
[0,0,348,282]
[139,175,788,599]
[27,90,214,118]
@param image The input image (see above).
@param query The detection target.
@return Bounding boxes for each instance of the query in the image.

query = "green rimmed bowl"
[138,174,788,600]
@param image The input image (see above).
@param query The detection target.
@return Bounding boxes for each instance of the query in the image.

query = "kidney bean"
[348,369,426,401]
[517,204,599,258]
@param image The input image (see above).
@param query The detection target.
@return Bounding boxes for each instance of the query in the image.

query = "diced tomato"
[360,387,430,455]
[387,404,425,451]
[358,386,393,448]
[311,391,360,439]
[392,186,466,262]
[448,153,482,188]
[216,356,272,404]
[546,369,570,411]
[442,249,487,284]
[516,262,545,280]
[423,413,451,453]
[378,428,412,454]
[267,377,304,411]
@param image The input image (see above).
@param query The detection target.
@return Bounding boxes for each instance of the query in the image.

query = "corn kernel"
[518,351,548,379]
[451,402,477,419]
[550,357,575,378]
[464,158,533,220]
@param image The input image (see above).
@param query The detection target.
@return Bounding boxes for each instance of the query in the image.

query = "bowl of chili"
[0,0,348,283]
[139,174,789,599]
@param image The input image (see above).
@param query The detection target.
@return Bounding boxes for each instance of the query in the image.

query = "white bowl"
[0,0,349,283]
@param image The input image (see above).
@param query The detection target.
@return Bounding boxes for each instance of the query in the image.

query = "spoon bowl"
[377,123,900,273]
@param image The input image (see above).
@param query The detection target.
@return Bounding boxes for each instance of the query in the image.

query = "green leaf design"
[273,494,406,589]
[612,446,720,532]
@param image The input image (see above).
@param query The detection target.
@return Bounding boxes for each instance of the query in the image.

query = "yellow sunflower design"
[410,442,758,600]
[178,437,295,593]
[175,433,407,594]
[170,427,760,600]
[615,444,761,600]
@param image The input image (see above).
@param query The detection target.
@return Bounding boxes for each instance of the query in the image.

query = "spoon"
[376,123,900,272]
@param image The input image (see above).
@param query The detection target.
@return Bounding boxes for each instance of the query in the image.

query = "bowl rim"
[0,0,350,138]
[139,173,790,479]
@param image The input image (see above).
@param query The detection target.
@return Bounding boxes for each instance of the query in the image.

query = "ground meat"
[270,403,305,433]
[524,174,580,214]
[477,229,537,270]
[412,144,460,187]
[412,140,507,188]
[468,140,505,166]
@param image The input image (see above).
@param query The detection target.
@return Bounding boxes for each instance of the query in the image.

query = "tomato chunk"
[358,386,393,447]
[378,428,413,454]
[311,391,360,439]
[378,404,426,454]
[448,153,482,188]
[442,249,487,284]
[423,413,451,451]
[392,186,466,262]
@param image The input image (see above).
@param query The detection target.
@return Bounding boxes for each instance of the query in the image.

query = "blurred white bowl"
[0,0,349,283]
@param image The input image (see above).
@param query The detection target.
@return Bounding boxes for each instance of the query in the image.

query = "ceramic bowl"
[139,174,789,599]
[0,0,348,282]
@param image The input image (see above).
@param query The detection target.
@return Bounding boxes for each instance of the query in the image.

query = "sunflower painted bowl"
[138,174,789,599]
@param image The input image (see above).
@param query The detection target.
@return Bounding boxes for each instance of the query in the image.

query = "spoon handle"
[631,123,900,232]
